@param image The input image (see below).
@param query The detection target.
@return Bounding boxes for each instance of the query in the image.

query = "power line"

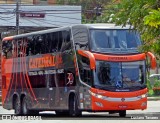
[16,1,19,34]
[0,11,81,14]
[0,16,15,20]
[31,19,62,27]
[0,15,15,19]
[22,17,63,27]
[20,9,81,12]
[36,18,79,25]
[21,16,95,26]
[22,18,42,26]
[0,7,14,11]
[47,14,81,20]
[0,4,83,32]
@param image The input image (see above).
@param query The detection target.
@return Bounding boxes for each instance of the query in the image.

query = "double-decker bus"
[1,24,156,117]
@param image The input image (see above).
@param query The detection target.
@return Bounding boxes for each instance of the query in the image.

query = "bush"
[147,79,154,96]
[153,79,160,95]
[147,79,152,90]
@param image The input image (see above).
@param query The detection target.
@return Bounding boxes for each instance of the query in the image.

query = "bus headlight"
[95,94,107,100]
[137,94,147,99]
[141,94,147,98]
[97,94,102,98]
[89,90,108,100]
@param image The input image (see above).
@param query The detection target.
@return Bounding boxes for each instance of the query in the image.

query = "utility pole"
[16,0,20,34]
[94,5,102,23]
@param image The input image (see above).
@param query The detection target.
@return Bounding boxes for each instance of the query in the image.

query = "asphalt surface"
[0,101,159,121]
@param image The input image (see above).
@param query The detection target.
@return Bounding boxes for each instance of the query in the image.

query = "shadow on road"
[1,112,160,120]
[39,113,131,120]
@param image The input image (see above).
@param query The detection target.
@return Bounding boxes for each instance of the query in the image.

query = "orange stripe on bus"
[77,50,96,69]
[93,53,146,62]
[2,36,13,41]
[147,52,156,69]
[77,50,147,69]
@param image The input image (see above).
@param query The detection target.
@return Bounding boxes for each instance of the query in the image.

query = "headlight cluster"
[89,90,147,102]
[137,93,147,99]
[142,94,148,98]
[89,90,108,100]
[141,93,147,98]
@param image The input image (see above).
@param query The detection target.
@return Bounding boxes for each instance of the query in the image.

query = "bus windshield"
[94,61,146,91]
[90,29,141,53]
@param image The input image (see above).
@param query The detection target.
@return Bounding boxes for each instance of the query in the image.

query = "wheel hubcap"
[16,99,20,114]
[23,101,27,114]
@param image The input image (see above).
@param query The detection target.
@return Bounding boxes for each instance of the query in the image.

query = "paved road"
[0,101,160,122]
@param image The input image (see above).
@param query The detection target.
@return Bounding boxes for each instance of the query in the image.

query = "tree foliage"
[100,0,160,58]
[56,0,111,23]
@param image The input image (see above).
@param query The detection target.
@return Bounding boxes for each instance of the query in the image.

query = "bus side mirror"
[77,50,96,70]
[147,52,156,69]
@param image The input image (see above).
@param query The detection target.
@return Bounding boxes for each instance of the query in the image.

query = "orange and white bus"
[1,24,156,117]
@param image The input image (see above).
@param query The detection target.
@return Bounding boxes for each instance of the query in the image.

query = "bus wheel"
[14,97,22,115]
[119,110,126,117]
[22,97,39,115]
[22,96,30,115]
[69,95,82,117]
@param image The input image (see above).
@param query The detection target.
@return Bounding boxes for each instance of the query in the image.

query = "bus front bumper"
[91,96,147,111]
[89,88,148,111]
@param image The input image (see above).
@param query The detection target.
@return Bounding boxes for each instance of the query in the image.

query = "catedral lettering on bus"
[29,56,55,69]
[1,24,156,117]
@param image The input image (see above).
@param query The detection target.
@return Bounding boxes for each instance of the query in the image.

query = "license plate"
[118,105,127,108]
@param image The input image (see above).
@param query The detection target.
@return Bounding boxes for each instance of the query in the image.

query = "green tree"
[100,0,160,58]
[56,0,111,23]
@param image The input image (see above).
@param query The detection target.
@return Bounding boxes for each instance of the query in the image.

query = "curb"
[147,97,160,101]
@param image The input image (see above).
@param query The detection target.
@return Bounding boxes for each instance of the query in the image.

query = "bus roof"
[84,24,132,29]
[2,26,69,41]
[2,24,133,41]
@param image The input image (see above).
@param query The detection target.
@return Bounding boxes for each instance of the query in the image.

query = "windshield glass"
[94,61,146,91]
[90,29,141,53]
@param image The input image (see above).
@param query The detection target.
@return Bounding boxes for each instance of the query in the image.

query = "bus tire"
[14,97,22,115]
[22,97,39,115]
[69,95,82,117]
[22,96,30,115]
[119,110,126,117]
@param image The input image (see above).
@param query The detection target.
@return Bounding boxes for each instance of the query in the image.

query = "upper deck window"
[72,27,89,50]
[90,29,141,53]
[2,41,13,59]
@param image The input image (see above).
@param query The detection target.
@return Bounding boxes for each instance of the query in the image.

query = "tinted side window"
[26,36,32,56]
[46,33,58,53]
[34,35,44,54]
[26,31,64,56]
[2,40,12,59]
[16,38,27,57]
[61,30,71,52]
[26,35,47,55]
[27,35,39,55]
[72,27,89,50]
[57,31,63,52]
[78,56,93,86]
